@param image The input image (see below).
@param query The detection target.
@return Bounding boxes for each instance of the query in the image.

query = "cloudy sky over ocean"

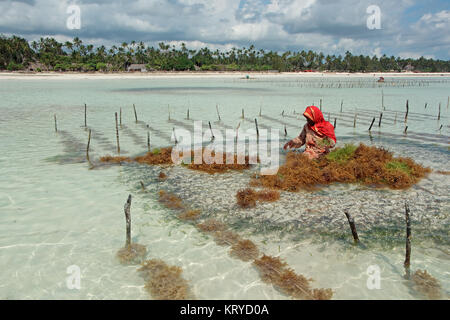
[0,0,449,59]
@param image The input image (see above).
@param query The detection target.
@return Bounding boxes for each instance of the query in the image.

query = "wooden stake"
[216,104,221,121]
[242,108,244,119]
[333,118,336,129]
[424,103,427,109]
[284,125,287,137]
[340,100,343,113]
[208,121,215,140]
[115,112,120,154]
[86,128,91,161]
[281,110,284,117]
[54,114,57,132]
[405,100,409,123]
[120,107,122,128]
[368,117,375,131]
[187,108,190,120]
[168,105,171,121]
[84,103,87,127]
[133,104,138,123]
[344,210,359,244]
[438,103,441,121]
[353,113,357,128]
[147,131,150,152]
[319,99,322,111]
[404,126,408,134]
[404,202,411,278]
[140,181,145,191]
[124,194,132,247]
[255,118,259,137]
[259,105,262,117]
[378,112,383,127]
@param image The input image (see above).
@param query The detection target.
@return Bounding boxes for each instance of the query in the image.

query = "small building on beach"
[127,64,147,72]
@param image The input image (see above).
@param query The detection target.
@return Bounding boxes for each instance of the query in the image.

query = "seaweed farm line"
[0,76,448,300]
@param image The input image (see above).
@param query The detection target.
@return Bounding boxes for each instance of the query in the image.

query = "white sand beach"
[1,71,449,80]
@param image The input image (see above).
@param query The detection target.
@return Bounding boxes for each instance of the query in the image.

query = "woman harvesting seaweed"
[284,106,336,159]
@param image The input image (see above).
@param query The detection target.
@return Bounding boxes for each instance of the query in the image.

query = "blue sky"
[0,0,449,59]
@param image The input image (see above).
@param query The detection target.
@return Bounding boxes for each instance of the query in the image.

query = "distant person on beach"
[283,105,336,159]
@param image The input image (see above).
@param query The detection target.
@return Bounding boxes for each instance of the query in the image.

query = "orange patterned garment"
[291,124,336,159]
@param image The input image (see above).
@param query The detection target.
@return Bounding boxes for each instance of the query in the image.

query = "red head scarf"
[303,106,337,143]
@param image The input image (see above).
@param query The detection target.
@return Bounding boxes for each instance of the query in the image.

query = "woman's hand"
[283,140,294,150]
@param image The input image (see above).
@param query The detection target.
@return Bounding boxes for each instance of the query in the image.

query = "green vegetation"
[326,144,358,164]
[385,160,412,175]
[1,35,449,72]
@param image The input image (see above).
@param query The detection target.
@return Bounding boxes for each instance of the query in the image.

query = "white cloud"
[0,0,448,59]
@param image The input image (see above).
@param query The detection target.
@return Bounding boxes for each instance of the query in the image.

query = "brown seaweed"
[411,269,442,300]
[178,209,201,221]
[188,150,252,174]
[252,143,430,193]
[236,188,281,208]
[158,171,167,180]
[229,239,260,261]
[236,188,257,208]
[116,243,147,265]
[158,190,185,210]
[100,147,253,174]
[157,188,333,300]
[196,218,227,233]
[138,259,192,300]
[253,255,333,300]
[100,155,132,163]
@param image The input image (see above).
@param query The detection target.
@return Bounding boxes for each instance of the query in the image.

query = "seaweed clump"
[411,269,442,300]
[178,209,201,221]
[138,259,192,300]
[236,188,280,208]
[253,255,333,300]
[158,190,185,210]
[236,188,257,208]
[187,150,252,174]
[252,143,430,192]
[229,239,260,261]
[100,147,253,174]
[100,155,132,163]
[135,147,174,165]
[196,218,227,233]
[158,171,167,180]
[116,243,147,265]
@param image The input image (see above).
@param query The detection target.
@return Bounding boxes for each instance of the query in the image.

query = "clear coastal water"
[0,74,448,299]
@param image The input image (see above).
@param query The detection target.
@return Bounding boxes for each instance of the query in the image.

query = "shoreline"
[1,71,450,80]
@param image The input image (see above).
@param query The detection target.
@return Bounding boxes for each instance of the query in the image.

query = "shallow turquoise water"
[0,75,448,299]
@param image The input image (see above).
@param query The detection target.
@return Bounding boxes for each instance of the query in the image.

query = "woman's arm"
[283,125,306,150]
